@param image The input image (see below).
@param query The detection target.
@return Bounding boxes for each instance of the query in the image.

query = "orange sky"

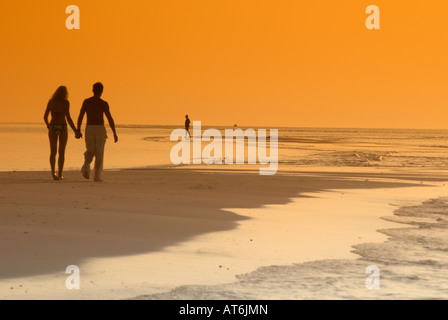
[1,1,447,128]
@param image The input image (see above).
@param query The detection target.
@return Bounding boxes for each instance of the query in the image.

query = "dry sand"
[0,167,447,299]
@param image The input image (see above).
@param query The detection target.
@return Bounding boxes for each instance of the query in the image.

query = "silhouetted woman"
[43,86,80,180]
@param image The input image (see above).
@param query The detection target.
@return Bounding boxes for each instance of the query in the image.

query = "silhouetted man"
[77,82,118,182]
[185,115,190,138]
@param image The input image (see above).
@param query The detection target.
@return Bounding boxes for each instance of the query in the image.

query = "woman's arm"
[43,101,51,128]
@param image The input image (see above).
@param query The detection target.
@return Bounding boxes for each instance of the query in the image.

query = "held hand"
[114,134,118,143]
[75,130,83,139]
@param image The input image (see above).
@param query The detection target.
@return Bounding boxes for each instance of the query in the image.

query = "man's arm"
[65,102,82,138]
[105,104,118,143]
[77,101,87,131]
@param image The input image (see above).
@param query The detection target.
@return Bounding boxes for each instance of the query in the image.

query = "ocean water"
[1,124,448,171]
[276,127,448,168]
[0,123,174,172]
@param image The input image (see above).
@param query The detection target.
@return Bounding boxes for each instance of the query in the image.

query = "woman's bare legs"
[48,130,59,180]
[57,130,68,180]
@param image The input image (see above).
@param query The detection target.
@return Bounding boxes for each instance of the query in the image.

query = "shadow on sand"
[0,168,445,279]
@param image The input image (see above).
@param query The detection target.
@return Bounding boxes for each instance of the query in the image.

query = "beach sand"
[1,166,447,299]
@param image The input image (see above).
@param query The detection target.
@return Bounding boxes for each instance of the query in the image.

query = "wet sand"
[0,167,447,299]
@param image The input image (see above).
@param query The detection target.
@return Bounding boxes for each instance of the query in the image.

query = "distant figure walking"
[185,115,191,138]
[43,86,81,181]
[77,82,118,182]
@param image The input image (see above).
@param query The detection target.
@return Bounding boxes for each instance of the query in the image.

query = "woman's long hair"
[50,86,68,102]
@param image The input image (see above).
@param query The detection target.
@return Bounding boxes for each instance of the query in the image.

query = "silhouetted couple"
[43,82,118,182]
